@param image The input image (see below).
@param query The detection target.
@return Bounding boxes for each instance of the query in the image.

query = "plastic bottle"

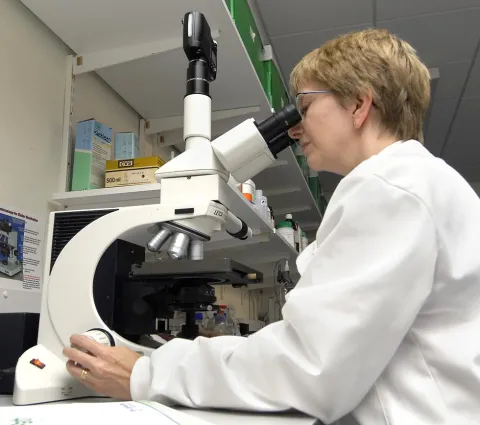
[301,231,309,251]
[241,179,256,203]
[214,307,235,335]
[254,189,268,220]
[285,213,301,252]
[268,206,275,228]
[226,306,240,336]
[276,220,295,247]
[195,312,203,326]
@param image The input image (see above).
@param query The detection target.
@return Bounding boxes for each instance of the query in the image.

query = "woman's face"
[288,83,357,175]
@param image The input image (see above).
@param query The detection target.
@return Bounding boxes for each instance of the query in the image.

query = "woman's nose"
[288,122,303,140]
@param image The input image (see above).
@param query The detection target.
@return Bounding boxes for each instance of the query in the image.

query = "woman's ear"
[352,92,374,129]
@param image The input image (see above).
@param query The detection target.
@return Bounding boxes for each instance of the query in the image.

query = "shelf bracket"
[73,29,220,75]
[58,55,75,192]
[145,105,261,135]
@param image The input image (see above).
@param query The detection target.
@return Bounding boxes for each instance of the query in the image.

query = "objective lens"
[168,232,191,260]
[147,227,172,252]
[189,240,204,260]
[256,104,302,143]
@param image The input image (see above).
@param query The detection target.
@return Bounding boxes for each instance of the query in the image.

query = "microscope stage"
[130,258,263,286]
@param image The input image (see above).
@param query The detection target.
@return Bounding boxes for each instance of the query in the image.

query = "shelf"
[53,181,270,230]
[255,148,323,230]
[51,183,162,210]
[20,0,273,131]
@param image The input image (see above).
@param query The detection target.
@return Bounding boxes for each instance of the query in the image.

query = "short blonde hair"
[290,28,431,142]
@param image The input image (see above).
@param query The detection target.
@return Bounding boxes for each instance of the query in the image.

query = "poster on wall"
[0,204,44,293]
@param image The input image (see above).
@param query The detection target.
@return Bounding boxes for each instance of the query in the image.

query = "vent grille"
[50,209,117,272]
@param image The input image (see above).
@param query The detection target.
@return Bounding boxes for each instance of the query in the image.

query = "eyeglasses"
[295,90,332,117]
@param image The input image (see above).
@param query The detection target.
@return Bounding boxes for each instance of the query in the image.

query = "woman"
[63,29,480,424]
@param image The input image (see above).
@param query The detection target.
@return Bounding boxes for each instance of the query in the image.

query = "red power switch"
[30,359,45,369]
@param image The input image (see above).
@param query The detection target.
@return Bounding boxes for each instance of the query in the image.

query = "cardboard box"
[105,156,165,187]
[114,132,139,159]
[71,119,113,191]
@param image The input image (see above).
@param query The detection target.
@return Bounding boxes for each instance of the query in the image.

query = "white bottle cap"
[286,213,293,219]
[256,189,263,197]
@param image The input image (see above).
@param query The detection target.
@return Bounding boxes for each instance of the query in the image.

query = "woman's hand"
[63,334,142,400]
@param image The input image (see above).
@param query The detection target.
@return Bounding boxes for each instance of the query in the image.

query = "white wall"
[0,0,69,313]
[72,73,140,139]
[0,0,145,313]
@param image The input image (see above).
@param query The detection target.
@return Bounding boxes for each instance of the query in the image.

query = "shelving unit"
[22,0,318,278]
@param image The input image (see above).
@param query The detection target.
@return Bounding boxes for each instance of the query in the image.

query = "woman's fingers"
[63,346,98,371]
[70,334,106,357]
[66,360,102,391]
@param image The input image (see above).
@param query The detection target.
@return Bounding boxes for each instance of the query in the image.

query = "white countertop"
[0,395,318,425]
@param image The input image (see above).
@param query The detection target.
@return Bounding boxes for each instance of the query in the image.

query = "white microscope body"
[13,11,301,405]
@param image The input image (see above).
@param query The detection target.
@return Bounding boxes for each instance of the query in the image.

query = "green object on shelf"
[224,0,235,17]
[230,0,266,88]
[224,0,234,14]
[264,60,290,111]
[276,220,292,229]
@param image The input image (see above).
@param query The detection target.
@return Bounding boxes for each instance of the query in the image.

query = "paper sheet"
[0,401,213,425]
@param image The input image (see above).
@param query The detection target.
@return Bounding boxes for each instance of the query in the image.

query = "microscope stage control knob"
[80,328,115,348]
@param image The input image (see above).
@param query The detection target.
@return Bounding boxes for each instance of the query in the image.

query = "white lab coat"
[130,140,480,425]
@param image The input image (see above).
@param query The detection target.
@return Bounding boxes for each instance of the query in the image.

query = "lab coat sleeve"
[130,173,438,423]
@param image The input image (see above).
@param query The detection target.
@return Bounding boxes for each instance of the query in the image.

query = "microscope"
[0,219,22,277]
[13,11,301,405]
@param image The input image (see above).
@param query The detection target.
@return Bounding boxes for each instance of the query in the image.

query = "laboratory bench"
[0,395,318,425]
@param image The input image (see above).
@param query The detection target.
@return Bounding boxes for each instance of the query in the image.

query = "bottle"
[254,189,268,220]
[285,213,301,252]
[301,231,309,251]
[227,306,240,336]
[268,206,275,228]
[276,220,295,248]
[214,305,235,335]
[241,179,256,203]
[195,312,203,326]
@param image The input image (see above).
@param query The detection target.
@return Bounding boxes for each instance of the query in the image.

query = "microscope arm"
[13,200,227,405]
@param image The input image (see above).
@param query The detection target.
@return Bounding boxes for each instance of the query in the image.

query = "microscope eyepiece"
[210,103,302,182]
[267,131,296,157]
[256,104,302,144]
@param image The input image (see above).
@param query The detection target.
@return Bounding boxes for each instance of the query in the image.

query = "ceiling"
[253,0,480,193]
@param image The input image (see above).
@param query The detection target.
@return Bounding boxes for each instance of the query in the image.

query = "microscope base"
[0,261,22,277]
[13,344,96,405]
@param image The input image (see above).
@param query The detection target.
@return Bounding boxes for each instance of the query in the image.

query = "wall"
[0,0,69,313]
[72,73,140,138]
[0,0,144,313]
